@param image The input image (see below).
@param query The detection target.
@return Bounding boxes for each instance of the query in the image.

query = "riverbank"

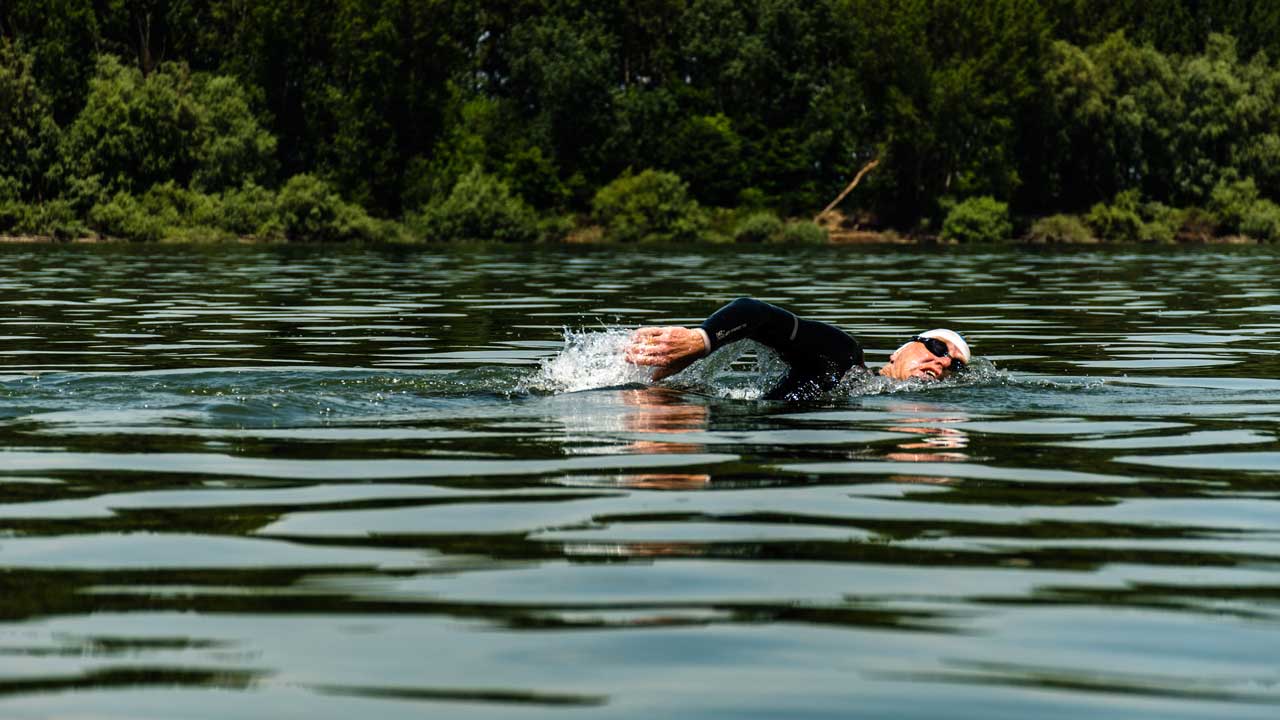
[1,230,1266,245]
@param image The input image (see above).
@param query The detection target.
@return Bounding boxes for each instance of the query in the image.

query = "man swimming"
[624,297,971,400]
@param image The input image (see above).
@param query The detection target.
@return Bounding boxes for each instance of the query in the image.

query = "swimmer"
[624,297,971,400]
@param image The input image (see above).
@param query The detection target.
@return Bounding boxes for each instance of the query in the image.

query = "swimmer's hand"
[625,326,708,381]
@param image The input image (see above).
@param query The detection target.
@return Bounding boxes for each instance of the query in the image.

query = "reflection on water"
[0,245,1279,720]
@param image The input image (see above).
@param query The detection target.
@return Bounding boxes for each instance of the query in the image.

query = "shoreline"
[0,232,1265,246]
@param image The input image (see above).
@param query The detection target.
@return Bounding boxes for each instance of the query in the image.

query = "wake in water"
[0,330,1105,434]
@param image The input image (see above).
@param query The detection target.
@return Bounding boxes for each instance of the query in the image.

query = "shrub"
[0,200,83,239]
[776,219,829,244]
[1085,190,1187,242]
[564,224,604,243]
[216,182,283,238]
[703,207,739,244]
[161,224,237,243]
[536,214,576,243]
[1208,179,1258,230]
[940,196,1013,243]
[1209,178,1280,240]
[1026,214,1093,243]
[409,165,539,242]
[1176,207,1218,241]
[277,173,381,242]
[1086,189,1144,242]
[1241,200,1280,242]
[737,187,769,210]
[592,169,707,243]
[733,211,784,243]
[89,191,170,241]
[1139,201,1179,243]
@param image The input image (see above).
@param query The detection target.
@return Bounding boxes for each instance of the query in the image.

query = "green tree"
[1,0,100,121]
[59,55,275,201]
[500,12,617,191]
[190,74,277,192]
[59,55,200,199]
[0,39,60,201]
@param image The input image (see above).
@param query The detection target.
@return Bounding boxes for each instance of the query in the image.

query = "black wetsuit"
[700,298,864,400]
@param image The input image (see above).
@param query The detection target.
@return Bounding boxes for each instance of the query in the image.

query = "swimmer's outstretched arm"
[627,297,859,382]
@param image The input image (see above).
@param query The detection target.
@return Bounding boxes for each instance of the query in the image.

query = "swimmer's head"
[879,328,971,381]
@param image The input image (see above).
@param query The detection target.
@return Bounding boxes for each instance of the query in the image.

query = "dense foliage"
[941,197,1013,243]
[4,1,1280,241]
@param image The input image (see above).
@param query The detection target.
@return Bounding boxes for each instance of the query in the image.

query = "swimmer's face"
[879,336,964,381]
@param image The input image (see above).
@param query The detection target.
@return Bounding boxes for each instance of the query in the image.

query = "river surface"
[0,244,1277,719]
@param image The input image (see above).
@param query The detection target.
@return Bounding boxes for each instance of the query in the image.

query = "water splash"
[665,341,788,400]
[520,328,653,394]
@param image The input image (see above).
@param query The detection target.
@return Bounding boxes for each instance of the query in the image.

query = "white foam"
[523,328,654,393]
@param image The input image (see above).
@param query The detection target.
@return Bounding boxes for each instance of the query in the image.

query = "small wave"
[831,358,1027,397]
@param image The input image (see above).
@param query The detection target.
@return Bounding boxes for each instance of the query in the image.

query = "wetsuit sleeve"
[700,298,865,399]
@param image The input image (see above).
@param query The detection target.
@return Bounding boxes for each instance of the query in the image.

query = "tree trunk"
[815,158,880,222]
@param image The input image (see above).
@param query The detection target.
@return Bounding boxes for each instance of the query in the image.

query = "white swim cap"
[918,328,971,363]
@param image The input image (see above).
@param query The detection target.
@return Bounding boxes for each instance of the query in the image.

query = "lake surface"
[0,244,1277,719]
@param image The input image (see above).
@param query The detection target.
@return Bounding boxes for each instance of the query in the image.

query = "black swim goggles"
[911,336,965,371]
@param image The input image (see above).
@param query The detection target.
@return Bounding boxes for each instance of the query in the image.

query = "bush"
[564,224,604,243]
[89,191,170,241]
[1209,178,1280,240]
[0,200,83,239]
[216,182,283,238]
[733,211,784,243]
[536,213,576,243]
[1139,201,1179,243]
[1241,200,1280,242]
[776,219,829,244]
[1084,190,1188,242]
[277,173,381,242]
[940,196,1013,243]
[160,224,237,243]
[409,165,539,242]
[703,207,738,244]
[592,169,707,243]
[1026,214,1093,243]
[737,187,769,210]
[1086,189,1145,242]
[1176,207,1219,241]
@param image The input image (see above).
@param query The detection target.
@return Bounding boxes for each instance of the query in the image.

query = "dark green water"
[0,244,1278,719]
